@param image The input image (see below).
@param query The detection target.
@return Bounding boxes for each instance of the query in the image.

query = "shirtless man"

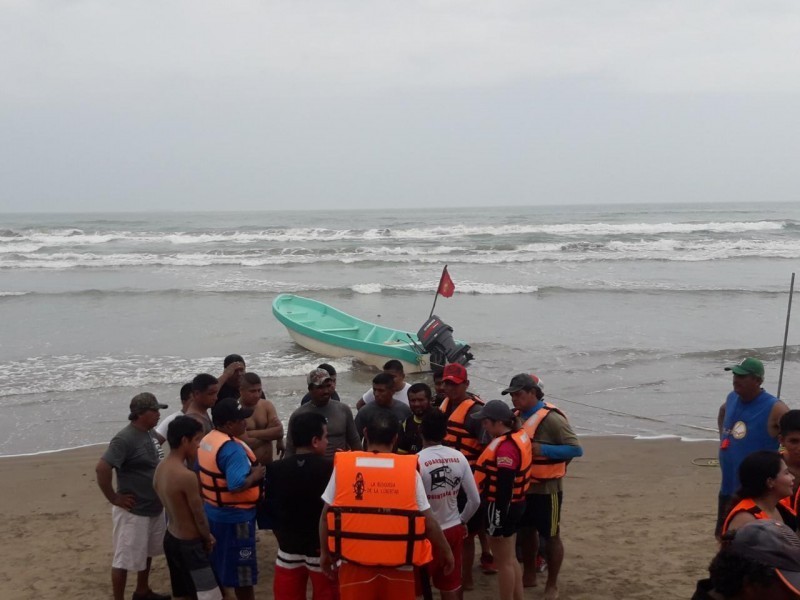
[238,372,284,465]
[153,416,222,600]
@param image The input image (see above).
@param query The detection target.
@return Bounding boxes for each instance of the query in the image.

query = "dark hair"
[408,382,432,400]
[383,359,404,373]
[432,368,444,381]
[365,413,399,446]
[192,373,218,392]
[737,451,783,499]
[223,354,245,367]
[318,363,337,377]
[179,383,193,403]
[372,372,395,387]
[420,410,448,443]
[708,542,779,596]
[780,410,800,436]
[241,372,261,387]
[290,412,327,448]
[167,415,203,448]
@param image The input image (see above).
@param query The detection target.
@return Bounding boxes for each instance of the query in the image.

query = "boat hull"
[272,294,432,373]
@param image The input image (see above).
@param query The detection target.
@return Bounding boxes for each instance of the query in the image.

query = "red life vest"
[197,430,261,509]
[326,451,433,567]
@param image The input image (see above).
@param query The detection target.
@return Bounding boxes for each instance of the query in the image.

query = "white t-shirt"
[155,410,185,440]
[361,382,412,406]
[321,463,430,512]
[417,444,480,530]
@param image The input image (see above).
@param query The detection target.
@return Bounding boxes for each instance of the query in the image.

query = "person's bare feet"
[544,584,559,600]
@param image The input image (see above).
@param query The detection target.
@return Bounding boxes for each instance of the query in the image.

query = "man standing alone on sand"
[197,398,266,600]
[95,393,170,600]
[717,358,788,538]
[153,416,222,600]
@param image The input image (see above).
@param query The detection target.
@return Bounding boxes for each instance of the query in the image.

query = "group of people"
[95,355,583,600]
[694,357,800,599]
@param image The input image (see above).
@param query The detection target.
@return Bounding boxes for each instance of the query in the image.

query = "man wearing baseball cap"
[693,520,800,599]
[438,363,495,586]
[285,368,362,458]
[198,397,266,600]
[95,393,170,600]
[503,373,582,598]
[717,358,789,539]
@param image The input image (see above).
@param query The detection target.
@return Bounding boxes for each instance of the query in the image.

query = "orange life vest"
[197,430,261,509]
[780,486,800,514]
[474,429,533,502]
[519,403,569,483]
[326,451,433,568]
[722,498,797,535]
[440,394,485,466]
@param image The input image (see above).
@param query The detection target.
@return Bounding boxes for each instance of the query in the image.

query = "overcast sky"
[2,1,800,212]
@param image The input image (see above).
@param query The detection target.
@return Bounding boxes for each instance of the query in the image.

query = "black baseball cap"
[211,397,254,426]
[727,520,800,595]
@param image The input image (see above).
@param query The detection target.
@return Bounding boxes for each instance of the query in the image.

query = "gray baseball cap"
[471,399,515,421]
[128,392,168,419]
[307,368,333,387]
[727,520,800,595]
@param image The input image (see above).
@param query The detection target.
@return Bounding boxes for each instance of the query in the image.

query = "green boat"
[272,294,472,373]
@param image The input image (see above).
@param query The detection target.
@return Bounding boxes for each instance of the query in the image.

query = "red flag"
[437,266,455,298]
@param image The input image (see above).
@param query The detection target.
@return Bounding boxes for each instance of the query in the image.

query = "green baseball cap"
[724,357,765,378]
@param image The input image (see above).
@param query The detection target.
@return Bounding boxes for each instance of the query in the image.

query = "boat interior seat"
[319,326,360,333]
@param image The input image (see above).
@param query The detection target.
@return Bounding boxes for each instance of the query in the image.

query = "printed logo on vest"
[239,548,253,560]
[732,421,747,440]
[353,472,365,500]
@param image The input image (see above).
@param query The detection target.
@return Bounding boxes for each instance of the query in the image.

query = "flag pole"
[429,265,447,318]
[778,272,795,399]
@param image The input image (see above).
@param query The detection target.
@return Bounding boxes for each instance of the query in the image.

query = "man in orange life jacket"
[319,412,454,600]
[503,373,582,600]
[438,363,496,585]
[197,397,266,600]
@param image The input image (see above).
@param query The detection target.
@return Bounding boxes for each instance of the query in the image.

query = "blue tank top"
[719,389,779,495]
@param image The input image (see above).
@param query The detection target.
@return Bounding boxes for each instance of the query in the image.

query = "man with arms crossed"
[503,373,583,600]
[153,416,222,600]
[198,397,266,600]
[717,357,788,538]
[418,410,481,600]
[238,372,284,465]
[95,393,170,600]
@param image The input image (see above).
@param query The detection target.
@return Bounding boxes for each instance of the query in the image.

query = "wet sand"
[0,436,719,599]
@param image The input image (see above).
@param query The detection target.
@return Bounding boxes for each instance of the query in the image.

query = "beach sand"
[0,437,720,599]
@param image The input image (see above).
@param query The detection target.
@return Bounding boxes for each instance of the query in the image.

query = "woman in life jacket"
[472,400,532,600]
[722,450,797,535]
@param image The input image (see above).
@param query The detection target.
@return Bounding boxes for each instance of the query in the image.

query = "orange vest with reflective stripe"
[197,430,261,509]
[722,498,796,535]
[440,394,485,466]
[327,451,433,567]
[474,430,533,503]
[519,403,568,483]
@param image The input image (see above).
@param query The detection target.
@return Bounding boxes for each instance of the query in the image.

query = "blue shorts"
[208,518,258,588]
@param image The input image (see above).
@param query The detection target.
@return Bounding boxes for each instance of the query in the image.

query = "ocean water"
[2,202,800,455]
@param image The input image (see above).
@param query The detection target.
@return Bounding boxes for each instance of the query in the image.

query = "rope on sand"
[691,458,719,467]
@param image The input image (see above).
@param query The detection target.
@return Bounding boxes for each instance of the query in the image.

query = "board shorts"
[111,506,166,571]
[273,550,338,600]
[338,563,415,600]
[163,531,221,600]
[429,523,466,592]
[486,501,525,538]
[208,518,258,588]
[519,492,563,539]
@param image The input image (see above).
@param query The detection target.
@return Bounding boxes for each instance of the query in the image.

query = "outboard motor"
[417,315,473,369]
